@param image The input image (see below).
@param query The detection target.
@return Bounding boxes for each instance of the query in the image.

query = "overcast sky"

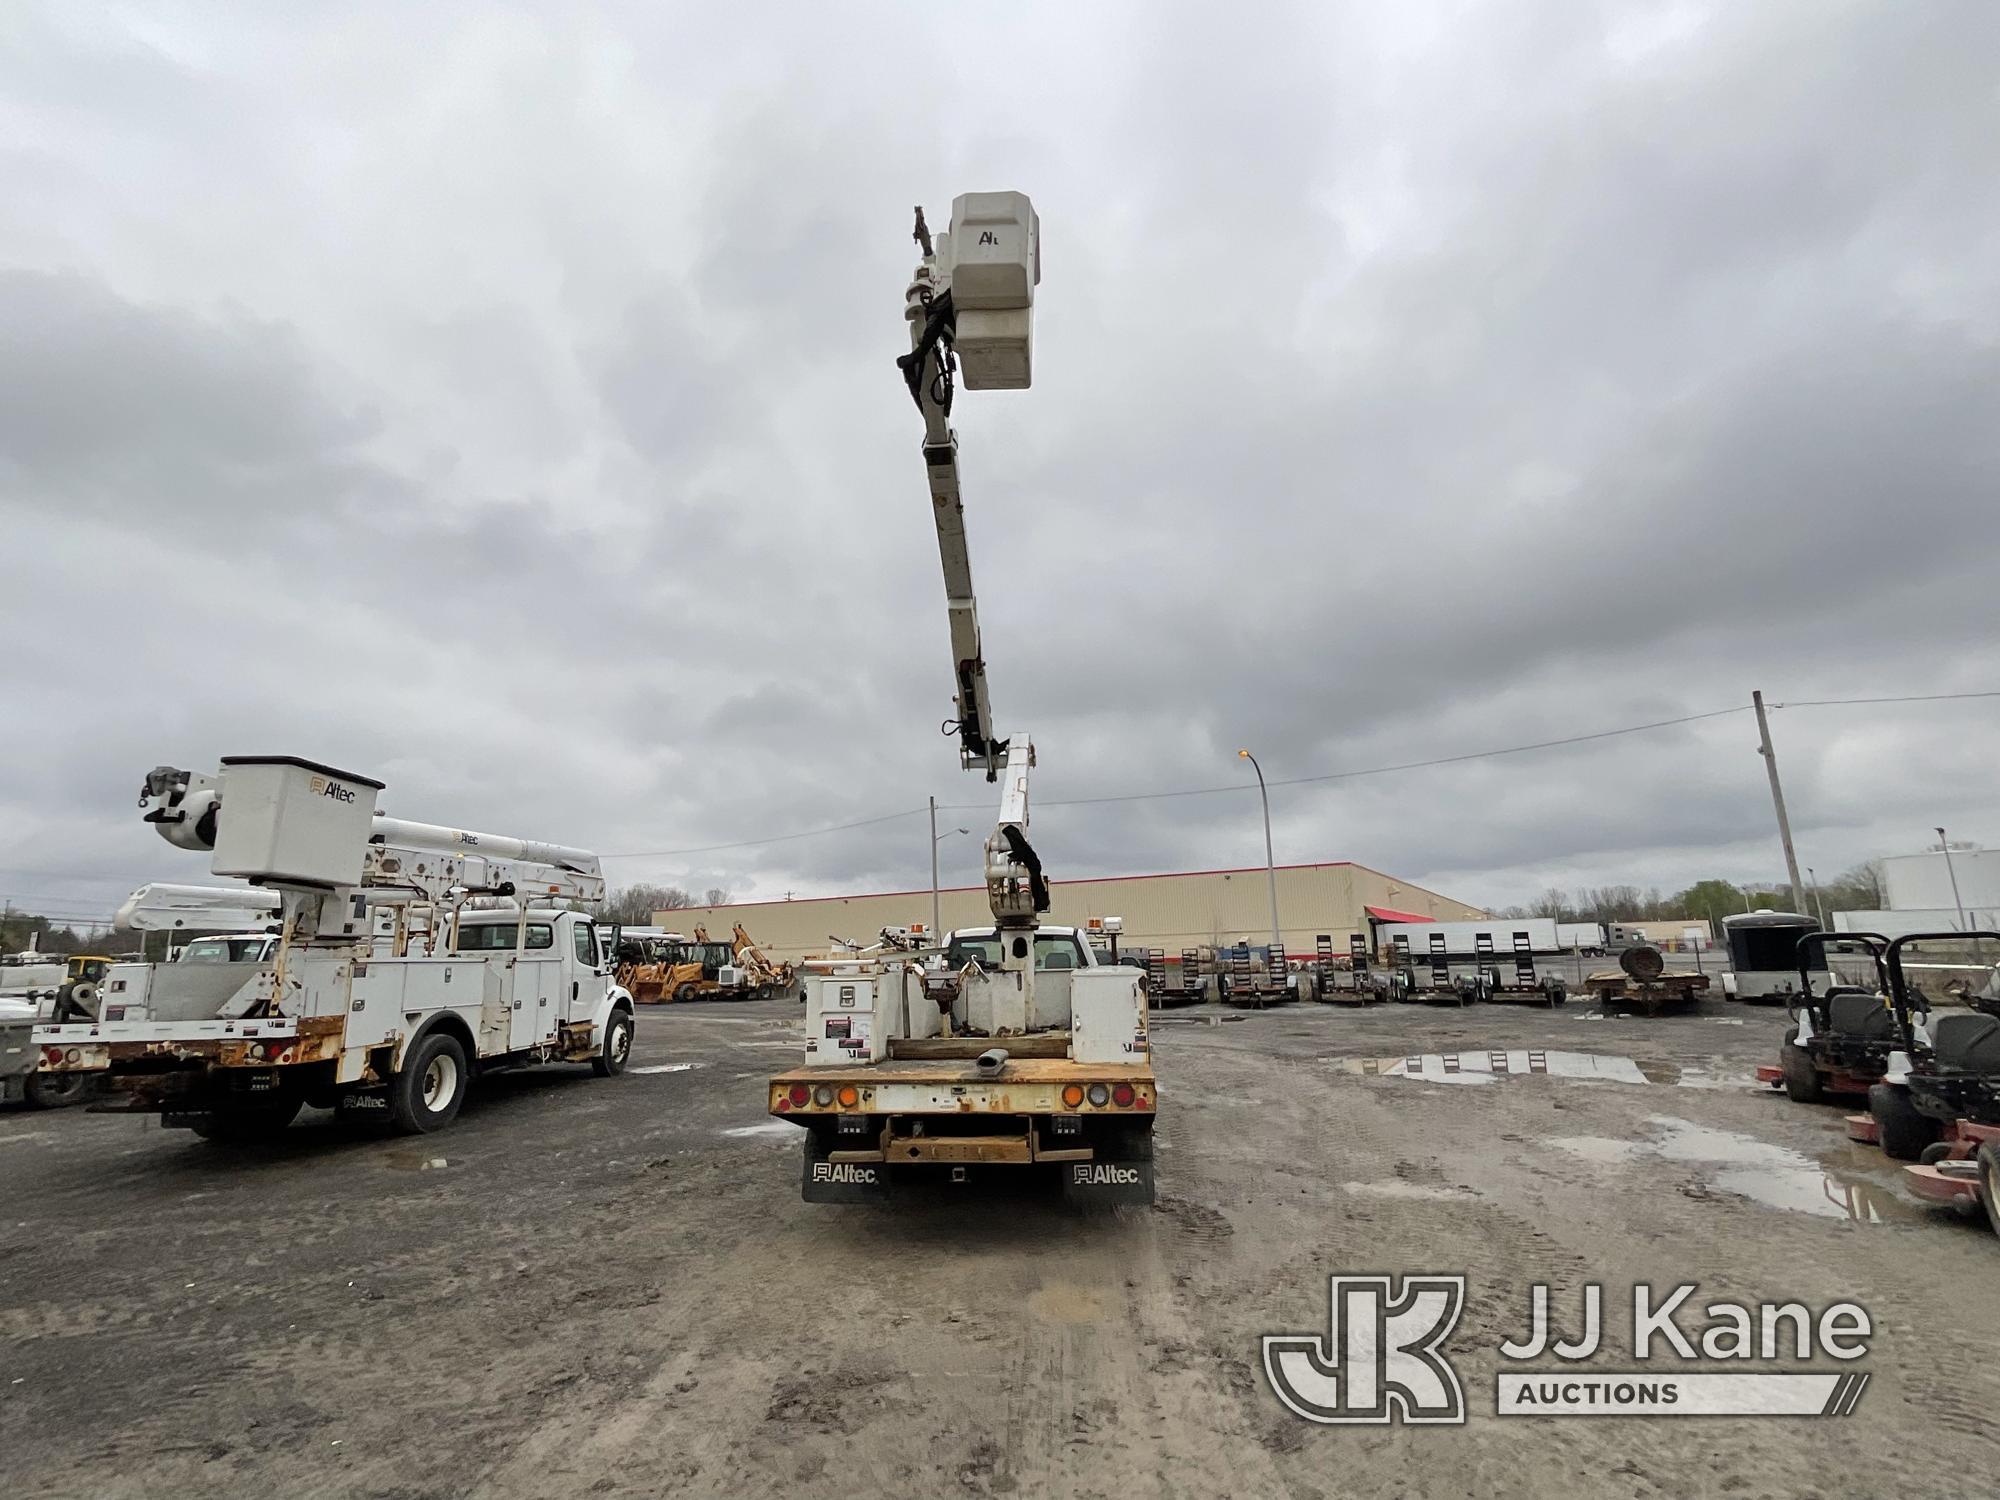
[4,1,1997,929]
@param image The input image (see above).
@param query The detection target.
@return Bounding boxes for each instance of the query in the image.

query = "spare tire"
[1620,945,1666,983]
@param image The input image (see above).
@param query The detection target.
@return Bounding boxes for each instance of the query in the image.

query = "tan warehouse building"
[661,861,1490,963]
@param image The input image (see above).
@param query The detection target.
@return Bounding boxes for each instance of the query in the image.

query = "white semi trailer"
[28,757,635,1140]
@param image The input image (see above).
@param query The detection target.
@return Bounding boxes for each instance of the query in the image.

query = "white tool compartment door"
[516,942,558,1048]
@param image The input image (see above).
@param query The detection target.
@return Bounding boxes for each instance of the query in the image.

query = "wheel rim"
[423,1052,460,1112]
[612,1019,632,1064]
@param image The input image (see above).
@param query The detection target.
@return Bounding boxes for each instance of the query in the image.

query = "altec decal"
[811,1163,879,1185]
[1071,1164,1142,1186]
[307,774,358,804]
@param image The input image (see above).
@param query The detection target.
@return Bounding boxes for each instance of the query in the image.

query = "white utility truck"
[768,193,1156,1205]
[28,757,636,1140]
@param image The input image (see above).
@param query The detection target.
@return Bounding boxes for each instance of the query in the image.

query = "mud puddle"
[722,1121,796,1141]
[383,1152,450,1172]
[1330,1049,1761,1090]
[1151,1014,1250,1027]
[1340,1180,1480,1203]
[1551,1116,1921,1224]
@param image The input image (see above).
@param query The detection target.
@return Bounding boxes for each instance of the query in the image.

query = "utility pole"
[1238,750,1283,957]
[1752,690,1808,915]
[1806,865,1827,929]
[1937,827,1968,933]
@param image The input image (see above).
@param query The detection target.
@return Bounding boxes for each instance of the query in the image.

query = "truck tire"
[675,982,698,1004]
[592,1008,634,1077]
[1779,1040,1823,1104]
[391,1031,469,1135]
[1868,1082,1938,1162]
[190,1094,303,1143]
[23,1071,91,1109]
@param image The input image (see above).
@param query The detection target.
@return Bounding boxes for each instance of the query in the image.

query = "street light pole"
[1806,866,1827,929]
[1238,749,1282,957]
[1937,827,1968,933]
[929,797,970,939]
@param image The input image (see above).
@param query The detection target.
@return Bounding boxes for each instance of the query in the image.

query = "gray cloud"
[3,0,1997,929]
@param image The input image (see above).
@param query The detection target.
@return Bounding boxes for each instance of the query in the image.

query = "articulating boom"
[897,194,1051,957]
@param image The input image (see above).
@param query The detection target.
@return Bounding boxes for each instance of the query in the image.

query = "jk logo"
[1263,1275,1467,1425]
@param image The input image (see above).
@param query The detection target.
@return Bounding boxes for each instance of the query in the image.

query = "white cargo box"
[804,972,892,1068]
[1071,968,1147,1064]
[210,757,384,889]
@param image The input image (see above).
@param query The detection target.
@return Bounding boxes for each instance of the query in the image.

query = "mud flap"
[801,1139,890,1202]
[1063,1159,1155,1205]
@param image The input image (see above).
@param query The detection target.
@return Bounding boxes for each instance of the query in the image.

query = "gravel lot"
[4,993,1997,1500]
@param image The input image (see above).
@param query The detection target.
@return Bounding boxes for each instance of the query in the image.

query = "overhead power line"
[1020,706,1753,810]
[603,690,2000,859]
[1771,690,2000,709]
[603,806,927,859]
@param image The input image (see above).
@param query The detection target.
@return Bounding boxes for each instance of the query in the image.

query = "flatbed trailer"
[1583,971,1709,1015]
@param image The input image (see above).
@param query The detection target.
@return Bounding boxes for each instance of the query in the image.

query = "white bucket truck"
[29,757,635,1140]
[768,194,1156,1204]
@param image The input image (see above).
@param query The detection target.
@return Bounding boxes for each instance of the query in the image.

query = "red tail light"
[1112,1083,1135,1107]
[788,1083,810,1107]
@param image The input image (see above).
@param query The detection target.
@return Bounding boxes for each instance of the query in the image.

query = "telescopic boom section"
[903,228,1005,782]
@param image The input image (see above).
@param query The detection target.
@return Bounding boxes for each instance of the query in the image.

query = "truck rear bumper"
[29,1015,343,1073]
[792,1110,1155,1204]
[801,1144,1155,1205]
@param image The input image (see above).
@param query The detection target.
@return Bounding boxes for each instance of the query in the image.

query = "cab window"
[456,922,555,953]
[945,933,1088,970]
[573,922,599,968]
[1034,934,1086,970]
[180,938,271,964]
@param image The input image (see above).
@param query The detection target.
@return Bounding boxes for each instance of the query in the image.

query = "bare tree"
[591,884,693,925]
[1822,860,1885,913]
[1575,884,1647,922]
[1526,887,1572,921]
[702,887,732,908]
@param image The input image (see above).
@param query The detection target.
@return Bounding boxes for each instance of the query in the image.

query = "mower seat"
[1930,1012,2000,1074]
[1826,992,1894,1041]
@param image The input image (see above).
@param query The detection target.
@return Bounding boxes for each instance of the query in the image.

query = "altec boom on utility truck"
[29,757,635,1139]
[768,193,1157,1204]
